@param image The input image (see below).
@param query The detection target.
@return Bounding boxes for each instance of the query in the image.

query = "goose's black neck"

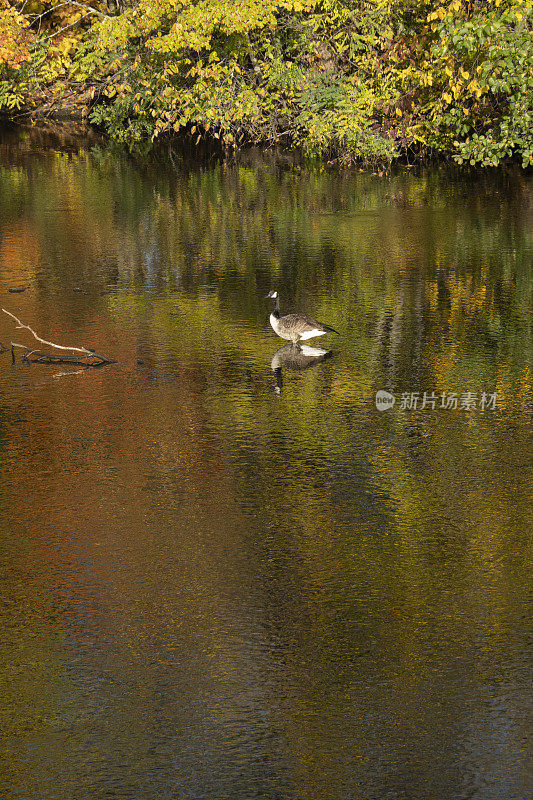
[272,295,280,319]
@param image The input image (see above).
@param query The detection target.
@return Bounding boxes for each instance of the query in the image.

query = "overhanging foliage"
[1,0,532,166]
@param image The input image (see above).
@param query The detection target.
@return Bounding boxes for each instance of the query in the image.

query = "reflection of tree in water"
[0,131,532,800]
[0,130,531,409]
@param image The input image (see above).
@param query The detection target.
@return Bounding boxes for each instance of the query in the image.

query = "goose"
[265,290,339,344]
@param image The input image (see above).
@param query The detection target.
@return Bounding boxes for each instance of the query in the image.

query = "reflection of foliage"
[0,134,531,413]
[0,137,532,797]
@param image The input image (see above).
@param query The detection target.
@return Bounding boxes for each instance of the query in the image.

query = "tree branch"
[30,1,110,21]
[3,309,116,365]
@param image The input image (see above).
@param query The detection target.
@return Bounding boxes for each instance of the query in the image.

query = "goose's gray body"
[266,291,339,344]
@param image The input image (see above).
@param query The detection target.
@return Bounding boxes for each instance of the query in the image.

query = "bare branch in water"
[3,310,116,365]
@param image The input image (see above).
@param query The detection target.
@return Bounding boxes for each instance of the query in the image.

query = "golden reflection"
[0,128,531,800]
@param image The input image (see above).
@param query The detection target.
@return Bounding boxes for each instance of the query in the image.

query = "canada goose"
[265,290,339,344]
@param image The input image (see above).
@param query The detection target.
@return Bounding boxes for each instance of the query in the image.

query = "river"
[0,126,531,800]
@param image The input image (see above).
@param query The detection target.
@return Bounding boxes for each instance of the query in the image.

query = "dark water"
[0,127,532,800]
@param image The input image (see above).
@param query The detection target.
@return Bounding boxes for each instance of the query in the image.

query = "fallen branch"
[3,310,116,366]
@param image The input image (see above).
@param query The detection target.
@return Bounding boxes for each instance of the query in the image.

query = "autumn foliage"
[0,0,532,166]
[0,1,32,69]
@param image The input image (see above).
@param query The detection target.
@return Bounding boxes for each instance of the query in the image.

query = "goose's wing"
[277,313,324,335]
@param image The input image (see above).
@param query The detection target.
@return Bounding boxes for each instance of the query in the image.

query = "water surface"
[0,127,532,800]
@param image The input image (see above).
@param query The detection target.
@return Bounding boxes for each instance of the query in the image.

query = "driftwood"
[2,309,116,366]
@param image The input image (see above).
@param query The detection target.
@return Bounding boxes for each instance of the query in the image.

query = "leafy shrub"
[1,0,531,167]
[0,0,34,110]
[421,0,533,167]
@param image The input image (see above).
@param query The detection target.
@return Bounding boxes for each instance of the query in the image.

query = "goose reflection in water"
[270,343,333,393]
